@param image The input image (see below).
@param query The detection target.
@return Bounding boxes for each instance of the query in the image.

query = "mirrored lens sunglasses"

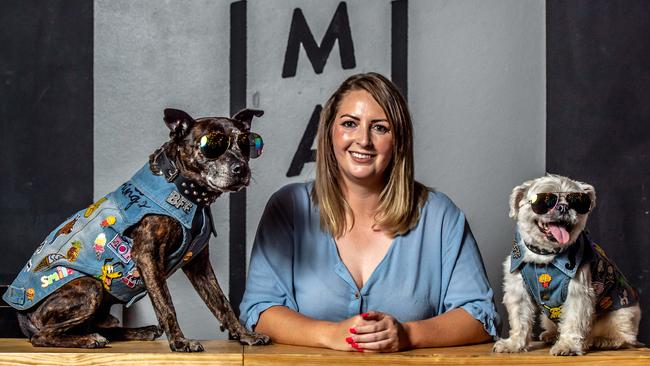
[528,192,591,215]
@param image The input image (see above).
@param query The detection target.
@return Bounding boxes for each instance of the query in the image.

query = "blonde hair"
[311,72,429,238]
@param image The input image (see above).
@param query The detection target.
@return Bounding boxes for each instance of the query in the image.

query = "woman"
[239,72,499,352]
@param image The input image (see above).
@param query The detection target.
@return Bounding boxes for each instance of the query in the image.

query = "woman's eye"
[341,120,356,128]
[372,124,390,134]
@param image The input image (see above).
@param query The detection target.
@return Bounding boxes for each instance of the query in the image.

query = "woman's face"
[331,89,393,188]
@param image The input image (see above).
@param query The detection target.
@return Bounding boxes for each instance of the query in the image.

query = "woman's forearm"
[255,305,339,348]
[403,308,492,348]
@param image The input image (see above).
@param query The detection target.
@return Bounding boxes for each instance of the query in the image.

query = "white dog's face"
[509,174,596,253]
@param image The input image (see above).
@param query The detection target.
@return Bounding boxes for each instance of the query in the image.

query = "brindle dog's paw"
[139,325,164,340]
[238,331,271,346]
[84,333,109,348]
[169,337,204,352]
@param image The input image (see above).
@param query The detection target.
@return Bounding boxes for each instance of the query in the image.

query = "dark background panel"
[0,0,93,336]
[547,0,650,343]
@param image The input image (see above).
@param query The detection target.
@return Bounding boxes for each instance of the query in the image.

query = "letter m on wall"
[282,2,356,78]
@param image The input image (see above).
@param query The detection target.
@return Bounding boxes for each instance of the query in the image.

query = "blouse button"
[354,292,360,299]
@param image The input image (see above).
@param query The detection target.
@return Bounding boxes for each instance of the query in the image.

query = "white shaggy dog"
[493,175,641,356]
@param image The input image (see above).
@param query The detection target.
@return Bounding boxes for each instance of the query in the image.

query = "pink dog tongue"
[548,224,570,244]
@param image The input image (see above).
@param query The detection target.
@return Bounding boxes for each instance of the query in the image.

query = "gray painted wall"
[94,0,544,339]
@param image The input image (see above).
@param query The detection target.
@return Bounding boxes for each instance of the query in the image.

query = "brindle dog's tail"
[17,312,38,339]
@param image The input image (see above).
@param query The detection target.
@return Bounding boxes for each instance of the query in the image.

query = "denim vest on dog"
[2,163,215,311]
[510,230,639,322]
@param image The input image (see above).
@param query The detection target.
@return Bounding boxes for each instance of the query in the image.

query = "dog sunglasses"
[528,192,591,215]
[199,132,264,159]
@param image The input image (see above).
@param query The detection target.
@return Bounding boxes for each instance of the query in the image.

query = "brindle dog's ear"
[232,109,264,130]
[164,108,195,140]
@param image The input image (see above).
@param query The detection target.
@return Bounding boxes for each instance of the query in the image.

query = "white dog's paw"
[493,338,529,353]
[550,339,585,356]
[539,329,558,344]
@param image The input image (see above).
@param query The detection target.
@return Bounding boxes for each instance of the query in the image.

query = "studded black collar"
[151,149,220,206]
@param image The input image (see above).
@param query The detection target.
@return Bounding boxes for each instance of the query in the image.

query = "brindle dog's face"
[181,117,251,192]
[163,108,263,194]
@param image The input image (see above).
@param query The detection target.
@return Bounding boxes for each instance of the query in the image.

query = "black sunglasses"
[198,132,263,160]
[528,192,591,215]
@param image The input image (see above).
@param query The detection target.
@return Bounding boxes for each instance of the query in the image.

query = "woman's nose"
[353,125,372,147]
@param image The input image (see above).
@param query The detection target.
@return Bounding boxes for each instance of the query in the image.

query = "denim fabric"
[510,230,639,321]
[3,163,213,310]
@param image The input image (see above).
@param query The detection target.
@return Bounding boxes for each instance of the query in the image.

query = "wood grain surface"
[0,339,648,366]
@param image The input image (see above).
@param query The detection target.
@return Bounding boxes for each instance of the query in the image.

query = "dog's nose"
[556,203,569,214]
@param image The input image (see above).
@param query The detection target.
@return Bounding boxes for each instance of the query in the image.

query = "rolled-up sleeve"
[439,204,500,338]
[239,186,299,331]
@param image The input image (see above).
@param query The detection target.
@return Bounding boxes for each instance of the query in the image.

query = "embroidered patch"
[122,268,142,288]
[55,217,78,239]
[94,233,107,259]
[166,190,194,213]
[101,215,117,228]
[183,251,193,262]
[544,305,562,319]
[599,296,613,310]
[40,266,74,288]
[97,258,124,291]
[26,288,35,301]
[84,197,108,218]
[66,241,82,262]
[538,273,552,288]
[33,253,66,272]
[107,235,132,264]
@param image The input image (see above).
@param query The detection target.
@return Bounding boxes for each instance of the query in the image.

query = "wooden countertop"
[0,338,648,366]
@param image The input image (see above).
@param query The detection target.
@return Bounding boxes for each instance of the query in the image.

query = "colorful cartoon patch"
[96,258,124,291]
[544,305,562,320]
[84,197,108,218]
[107,235,131,264]
[94,233,107,259]
[121,268,142,289]
[100,215,117,228]
[26,288,35,301]
[538,273,552,288]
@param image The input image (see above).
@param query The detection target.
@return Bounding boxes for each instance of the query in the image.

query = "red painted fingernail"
[351,342,359,349]
[349,327,357,334]
[345,337,353,343]
[361,312,369,318]
[357,347,365,352]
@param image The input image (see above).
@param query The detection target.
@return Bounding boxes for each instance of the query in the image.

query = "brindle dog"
[10,108,270,351]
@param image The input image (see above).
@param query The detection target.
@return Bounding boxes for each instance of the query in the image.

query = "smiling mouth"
[537,219,574,245]
[349,151,375,162]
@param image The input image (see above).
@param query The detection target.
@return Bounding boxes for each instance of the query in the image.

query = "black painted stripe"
[229,0,247,319]
[391,0,408,100]
[0,0,93,337]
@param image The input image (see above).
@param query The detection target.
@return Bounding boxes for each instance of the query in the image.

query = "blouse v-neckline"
[329,234,400,292]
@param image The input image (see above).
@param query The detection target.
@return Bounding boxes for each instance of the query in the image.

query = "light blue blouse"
[239,182,499,337]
